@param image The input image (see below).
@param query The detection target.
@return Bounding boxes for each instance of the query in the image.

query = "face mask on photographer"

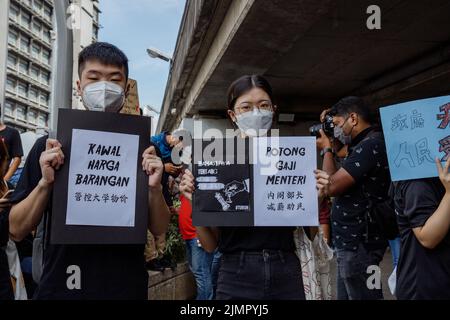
[82,81,125,113]
[235,108,273,137]
[334,115,355,145]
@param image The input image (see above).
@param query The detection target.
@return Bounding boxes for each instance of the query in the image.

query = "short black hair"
[227,75,274,110]
[331,96,372,124]
[78,42,129,80]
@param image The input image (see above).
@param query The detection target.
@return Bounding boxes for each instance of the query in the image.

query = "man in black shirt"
[316,97,390,300]
[0,123,24,186]
[394,159,450,300]
[7,42,171,299]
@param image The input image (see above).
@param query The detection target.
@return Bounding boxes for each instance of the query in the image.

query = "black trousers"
[0,248,13,300]
[216,250,305,300]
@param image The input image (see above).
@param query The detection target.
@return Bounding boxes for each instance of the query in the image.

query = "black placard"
[51,109,150,244]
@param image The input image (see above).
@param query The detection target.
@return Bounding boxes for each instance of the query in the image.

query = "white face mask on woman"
[82,81,125,113]
[235,109,274,137]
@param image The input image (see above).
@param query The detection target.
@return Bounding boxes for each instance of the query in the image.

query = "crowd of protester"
[0,42,449,300]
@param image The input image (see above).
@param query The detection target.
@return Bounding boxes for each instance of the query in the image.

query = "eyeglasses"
[234,101,273,114]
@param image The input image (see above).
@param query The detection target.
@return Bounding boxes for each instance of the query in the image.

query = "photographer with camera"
[315,96,391,300]
[310,109,348,160]
[310,109,346,244]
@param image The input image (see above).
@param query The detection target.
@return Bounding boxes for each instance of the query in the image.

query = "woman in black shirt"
[179,75,328,300]
[394,158,450,299]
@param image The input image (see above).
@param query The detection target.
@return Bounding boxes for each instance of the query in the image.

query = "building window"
[19,59,28,74]
[9,3,19,21]
[16,105,26,121]
[29,88,38,102]
[43,28,51,43]
[4,101,14,117]
[18,82,28,98]
[6,78,16,92]
[43,5,52,21]
[8,31,18,46]
[33,0,43,13]
[40,92,49,106]
[21,11,31,29]
[93,25,99,41]
[94,9,99,23]
[33,21,41,36]
[31,65,40,80]
[42,49,50,65]
[41,71,50,85]
[38,113,48,127]
[28,110,37,124]
[7,55,17,69]
[32,43,40,59]
[22,0,31,8]
[20,36,30,53]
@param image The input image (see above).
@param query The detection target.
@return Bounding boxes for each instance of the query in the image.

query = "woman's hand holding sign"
[142,146,164,189]
[437,158,450,194]
[39,139,65,187]
[179,169,195,201]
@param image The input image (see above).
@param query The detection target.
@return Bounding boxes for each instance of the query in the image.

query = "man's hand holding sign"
[39,139,65,187]
[9,138,67,241]
[143,145,171,236]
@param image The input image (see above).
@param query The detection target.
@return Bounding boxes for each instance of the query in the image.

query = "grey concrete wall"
[148,262,196,300]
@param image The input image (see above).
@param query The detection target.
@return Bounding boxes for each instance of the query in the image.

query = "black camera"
[309,113,335,137]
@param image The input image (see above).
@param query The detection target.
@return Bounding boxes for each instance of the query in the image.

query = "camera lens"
[309,123,323,137]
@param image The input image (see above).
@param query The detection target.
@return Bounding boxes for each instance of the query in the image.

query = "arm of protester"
[320,108,331,123]
[197,227,219,253]
[179,169,195,201]
[317,130,338,176]
[316,162,355,198]
[327,137,385,197]
[178,169,220,253]
[143,146,171,237]
[4,129,24,181]
[9,139,63,242]
[336,144,348,159]
[327,168,356,197]
[413,158,450,249]
[4,157,21,181]
[315,169,331,203]
[164,162,183,176]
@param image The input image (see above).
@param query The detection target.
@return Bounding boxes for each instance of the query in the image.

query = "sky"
[99,0,186,113]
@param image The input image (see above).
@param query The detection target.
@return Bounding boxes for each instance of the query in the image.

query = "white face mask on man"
[82,81,125,113]
[333,116,354,145]
[235,108,274,137]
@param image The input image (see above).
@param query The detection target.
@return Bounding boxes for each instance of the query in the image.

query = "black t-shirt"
[0,126,24,160]
[218,227,296,253]
[7,135,160,300]
[0,207,9,248]
[394,178,450,300]
[332,127,391,250]
[0,208,13,300]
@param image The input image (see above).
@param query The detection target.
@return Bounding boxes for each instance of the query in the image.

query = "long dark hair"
[227,75,274,110]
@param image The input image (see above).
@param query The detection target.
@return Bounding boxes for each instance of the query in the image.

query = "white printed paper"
[253,137,319,226]
[66,129,139,227]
